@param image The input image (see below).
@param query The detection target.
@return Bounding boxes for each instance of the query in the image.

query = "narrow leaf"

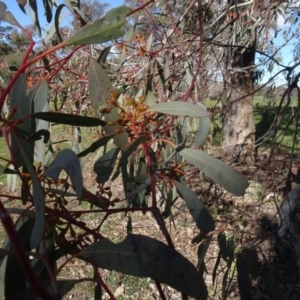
[147,102,210,117]
[81,234,207,299]
[77,134,116,158]
[32,112,106,127]
[97,45,112,64]
[195,103,210,147]
[173,180,215,233]
[180,148,249,196]
[112,135,147,180]
[63,6,131,46]
[44,149,83,198]
[54,4,65,42]
[28,0,41,37]
[43,8,65,44]
[12,134,45,248]
[17,0,27,14]
[43,0,53,23]
[93,148,121,184]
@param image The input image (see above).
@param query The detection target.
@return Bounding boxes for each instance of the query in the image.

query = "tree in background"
[0,23,30,85]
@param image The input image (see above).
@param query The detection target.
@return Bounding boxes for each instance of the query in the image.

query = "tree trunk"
[222,26,256,165]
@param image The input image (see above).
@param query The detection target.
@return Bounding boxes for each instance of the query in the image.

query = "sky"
[1,0,124,27]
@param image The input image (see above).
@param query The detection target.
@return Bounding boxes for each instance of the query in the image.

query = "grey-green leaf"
[32,112,106,127]
[147,102,210,117]
[44,149,83,198]
[88,59,127,147]
[63,6,131,46]
[180,148,249,196]
[77,134,116,158]
[81,234,207,299]
[94,148,121,184]
[195,103,210,147]
[28,0,41,37]
[12,134,45,248]
[173,180,215,233]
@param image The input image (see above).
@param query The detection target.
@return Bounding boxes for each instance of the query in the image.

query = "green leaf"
[10,74,34,168]
[194,103,210,147]
[12,134,45,248]
[29,0,41,37]
[197,235,212,269]
[81,234,207,299]
[147,102,210,117]
[180,148,248,196]
[120,135,147,166]
[246,247,258,280]
[88,59,127,147]
[64,0,80,12]
[77,134,116,158]
[62,6,131,46]
[0,2,20,26]
[173,180,215,233]
[0,217,35,298]
[32,112,106,127]
[97,45,112,64]
[93,148,121,184]
[146,33,153,51]
[44,149,83,199]
[112,135,147,180]
[54,4,65,43]
[44,7,65,44]
[17,0,27,14]
[88,59,111,115]
[184,61,193,86]
[43,0,53,23]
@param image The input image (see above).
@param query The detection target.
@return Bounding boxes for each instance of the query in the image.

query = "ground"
[1,116,300,299]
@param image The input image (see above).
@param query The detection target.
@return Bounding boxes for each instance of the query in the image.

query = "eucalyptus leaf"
[88,59,127,147]
[195,103,210,147]
[147,102,210,117]
[78,134,116,158]
[12,132,44,249]
[88,59,112,116]
[32,112,106,127]
[44,149,83,199]
[112,135,147,180]
[173,180,215,233]
[180,148,248,196]
[97,45,112,64]
[63,6,131,46]
[81,234,207,299]
[10,74,34,168]
[28,0,41,37]
[93,148,121,184]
